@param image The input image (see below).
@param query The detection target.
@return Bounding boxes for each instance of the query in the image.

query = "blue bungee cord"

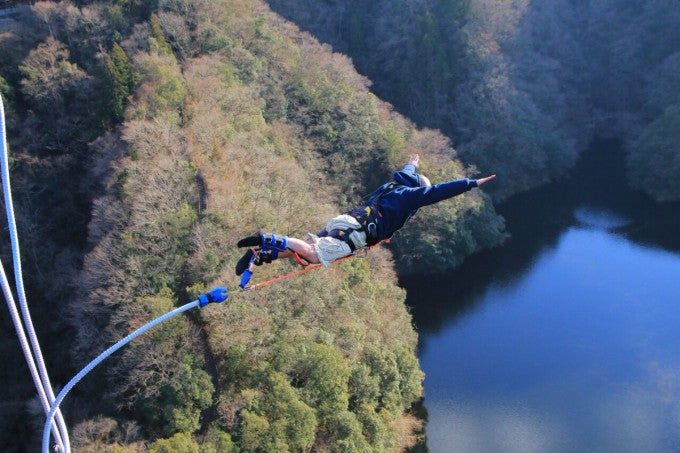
[41,288,228,453]
[0,94,70,451]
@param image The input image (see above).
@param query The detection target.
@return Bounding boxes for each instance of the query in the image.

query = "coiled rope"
[0,94,70,452]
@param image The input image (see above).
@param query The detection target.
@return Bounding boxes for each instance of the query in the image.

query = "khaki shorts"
[307,214,367,267]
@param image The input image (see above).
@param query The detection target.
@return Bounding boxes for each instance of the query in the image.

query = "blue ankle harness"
[239,233,289,288]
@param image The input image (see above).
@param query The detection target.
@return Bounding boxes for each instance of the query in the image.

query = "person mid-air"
[236,154,495,276]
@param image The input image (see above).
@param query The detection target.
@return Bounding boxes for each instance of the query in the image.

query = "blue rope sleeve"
[198,286,228,307]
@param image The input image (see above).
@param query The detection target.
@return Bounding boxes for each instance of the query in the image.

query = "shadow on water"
[401,138,680,336]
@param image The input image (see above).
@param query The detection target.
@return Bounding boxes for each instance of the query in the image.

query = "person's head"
[419,174,431,187]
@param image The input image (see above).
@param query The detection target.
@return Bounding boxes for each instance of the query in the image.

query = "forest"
[0,0,502,451]
[1,0,678,451]
[268,0,680,202]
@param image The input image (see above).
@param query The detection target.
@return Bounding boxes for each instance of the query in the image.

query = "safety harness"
[239,183,398,288]
[328,182,396,251]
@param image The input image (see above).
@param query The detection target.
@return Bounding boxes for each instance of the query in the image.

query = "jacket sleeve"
[399,178,478,209]
[392,164,421,188]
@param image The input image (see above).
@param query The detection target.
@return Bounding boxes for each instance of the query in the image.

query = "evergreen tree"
[150,14,173,56]
[102,42,132,123]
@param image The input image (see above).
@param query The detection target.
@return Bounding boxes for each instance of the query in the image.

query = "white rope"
[0,94,69,452]
[0,257,66,451]
[42,300,201,452]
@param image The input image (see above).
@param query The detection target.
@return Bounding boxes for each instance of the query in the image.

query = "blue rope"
[42,288,228,452]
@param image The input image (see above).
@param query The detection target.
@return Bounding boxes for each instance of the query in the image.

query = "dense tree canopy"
[268,0,680,202]
[6,0,675,450]
[0,0,503,451]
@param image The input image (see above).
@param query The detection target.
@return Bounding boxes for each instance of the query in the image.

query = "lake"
[403,140,680,452]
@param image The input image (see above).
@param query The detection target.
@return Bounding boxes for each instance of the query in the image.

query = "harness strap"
[345,182,395,246]
[288,183,397,269]
[327,228,358,252]
[292,251,311,267]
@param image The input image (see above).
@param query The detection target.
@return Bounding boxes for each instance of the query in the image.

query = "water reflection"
[404,140,680,452]
[573,205,632,230]
[414,226,680,452]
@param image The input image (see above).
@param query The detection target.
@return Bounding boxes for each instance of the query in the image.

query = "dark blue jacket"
[366,164,478,241]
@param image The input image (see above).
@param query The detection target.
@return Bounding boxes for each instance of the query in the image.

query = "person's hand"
[477,174,496,186]
[408,154,420,168]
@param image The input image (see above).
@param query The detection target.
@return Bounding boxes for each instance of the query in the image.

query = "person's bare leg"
[277,237,320,264]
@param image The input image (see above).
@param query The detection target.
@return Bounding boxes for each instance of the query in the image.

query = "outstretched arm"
[408,154,420,168]
[398,155,496,208]
[392,154,423,188]
[477,174,496,186]
[409,153,495,186]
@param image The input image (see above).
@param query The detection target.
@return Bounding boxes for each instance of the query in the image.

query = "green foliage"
[150,14,173,56]
[627,104,680,201]
[137,287,184,343]
[102,42,133,122]
[202,424,238,453]
[217,335,422,450]
[132,51,185,120]
[0,75,12,99]
[268,0,470,137]
[160,202,199,253]
[149,432,200,453]
[254,14,270,40]
[356,403,388,448]
[364,347,403,414]
[264,372,317,450]
[349,364,381,409]
[115,168,130,200]
[139,357,214,435]
[119,200,198,293]
[327,410,371,452]
[395,346,425,406]
[240,410,272,451]
[217,62,238,87]
[200,24,234,53]
[0,75,16,131]
[230,47,263,84]
[296,343,351,418]
[239,371,317,451]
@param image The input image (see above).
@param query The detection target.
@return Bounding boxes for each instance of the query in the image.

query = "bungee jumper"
[235,154,495,286]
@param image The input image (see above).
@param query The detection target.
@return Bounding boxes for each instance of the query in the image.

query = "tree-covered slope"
[0,1,503,450]
[266,0,583,199]
[267,0,680,202]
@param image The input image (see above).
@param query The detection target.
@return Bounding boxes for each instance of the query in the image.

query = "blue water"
[405,141,680,452]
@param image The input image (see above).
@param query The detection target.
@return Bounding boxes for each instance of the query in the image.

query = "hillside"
[267,0,680,202]
[0,1,503,451]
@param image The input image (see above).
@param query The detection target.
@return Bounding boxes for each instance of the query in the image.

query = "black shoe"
[235,249,277,275]
[237,230,263,248]
[235,249,254,276]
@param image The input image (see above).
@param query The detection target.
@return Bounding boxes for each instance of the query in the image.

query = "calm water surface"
[403,141,680,452]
